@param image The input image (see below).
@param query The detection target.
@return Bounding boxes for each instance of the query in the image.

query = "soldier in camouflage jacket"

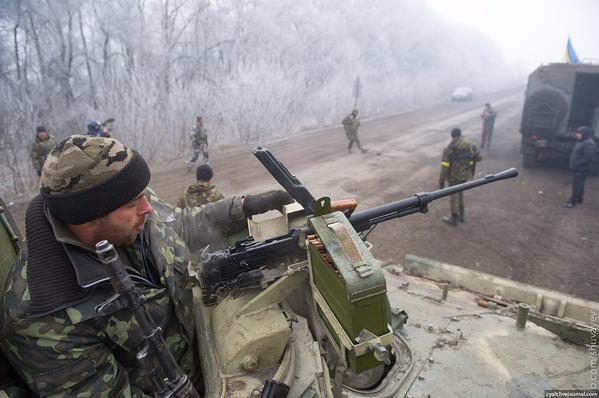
[342,109,367,154]
[30,126,57,176]
[177,164,224,209]
[439,128,482,225]
[0,135,292,397]
[187,116,209,170]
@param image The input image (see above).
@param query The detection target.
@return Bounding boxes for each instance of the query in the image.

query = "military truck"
[520,62,599,173]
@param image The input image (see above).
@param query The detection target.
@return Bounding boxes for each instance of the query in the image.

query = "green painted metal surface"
[308,211,389,373]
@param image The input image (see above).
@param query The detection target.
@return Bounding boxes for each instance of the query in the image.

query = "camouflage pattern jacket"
[30,135,57,175]
[191,125,208,149]
[177,182,224,209]
[342,115,360,138]
[439,136,482,183]
[0,189,246,397]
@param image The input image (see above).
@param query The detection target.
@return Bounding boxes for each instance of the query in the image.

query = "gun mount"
[200,147,517,304]
[193,147,520,396]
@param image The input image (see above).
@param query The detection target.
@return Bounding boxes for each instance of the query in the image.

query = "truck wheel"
[522,152,538,168]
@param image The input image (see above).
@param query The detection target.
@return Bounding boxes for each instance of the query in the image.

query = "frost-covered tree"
[0,0,515,198]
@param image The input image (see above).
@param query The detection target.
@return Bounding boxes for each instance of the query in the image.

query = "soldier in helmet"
[342,109,367,154]
[177,163,224,208]
[439,128,482,225]
[0,135,292,396]
[187,116,209,171]
[30,126,57,177]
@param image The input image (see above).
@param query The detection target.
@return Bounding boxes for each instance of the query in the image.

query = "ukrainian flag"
[564,36,580,64]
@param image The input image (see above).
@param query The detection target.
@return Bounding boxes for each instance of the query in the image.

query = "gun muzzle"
[96,240,118,264]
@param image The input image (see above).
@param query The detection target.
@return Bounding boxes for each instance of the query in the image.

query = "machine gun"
[199,147,518,303]
[95,240,200,398]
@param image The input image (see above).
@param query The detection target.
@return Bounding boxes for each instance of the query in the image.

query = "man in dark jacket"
[563,126,597,208]
[1,135,292,396]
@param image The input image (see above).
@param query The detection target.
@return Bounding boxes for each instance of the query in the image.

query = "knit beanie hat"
[451,128,462,137]
[196,163,214,182]
[41,135,151,224]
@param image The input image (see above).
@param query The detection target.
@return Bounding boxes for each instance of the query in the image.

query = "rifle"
[95,240,200,398]
[199,147,518,303]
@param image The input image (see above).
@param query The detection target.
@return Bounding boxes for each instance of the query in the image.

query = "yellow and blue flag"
[564,36,580,64]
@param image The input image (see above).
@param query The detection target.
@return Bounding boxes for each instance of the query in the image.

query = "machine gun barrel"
[349,168,518,232]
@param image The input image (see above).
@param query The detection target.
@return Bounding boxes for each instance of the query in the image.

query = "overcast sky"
[426,0,599,73]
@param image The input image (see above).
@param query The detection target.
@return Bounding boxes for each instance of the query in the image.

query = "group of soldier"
[340,102,589,221]
[10,99,594,396]
[30,104,493,236]
[30,117,221,210]
[342,104,495,226]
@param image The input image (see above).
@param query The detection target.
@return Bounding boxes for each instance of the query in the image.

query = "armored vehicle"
[1,151,597,397]
[520,62,599,172]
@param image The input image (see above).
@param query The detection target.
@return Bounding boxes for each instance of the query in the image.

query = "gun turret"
[200,147,518,303]
[199,147,518,378]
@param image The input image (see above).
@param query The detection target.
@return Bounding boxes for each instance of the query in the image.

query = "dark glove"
[243,190,294,217]
[439,181,445,189]
[36,169,42,177]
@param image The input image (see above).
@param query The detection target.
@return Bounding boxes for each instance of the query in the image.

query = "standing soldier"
[562,126,597,208]
[439,128,482,226]
[342,109,367,154]
[30,126,57,177]
[480,103,497,149]
[177,164,224,208]
[187,116,209,171]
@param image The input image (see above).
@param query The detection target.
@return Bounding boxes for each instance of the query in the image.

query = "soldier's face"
[96,192,152,246]
[38,132,49,140]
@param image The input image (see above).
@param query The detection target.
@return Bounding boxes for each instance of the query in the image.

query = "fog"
[427,0,599,71]
[1,0,522,197]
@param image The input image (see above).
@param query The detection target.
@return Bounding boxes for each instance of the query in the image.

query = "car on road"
[451,86,473,101]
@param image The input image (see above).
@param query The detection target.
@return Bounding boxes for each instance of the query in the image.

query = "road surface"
[10,89,599,301]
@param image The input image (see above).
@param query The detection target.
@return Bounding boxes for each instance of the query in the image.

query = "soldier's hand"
[439,181,445,189]
[243,190,294,218]
[37,169,42,177]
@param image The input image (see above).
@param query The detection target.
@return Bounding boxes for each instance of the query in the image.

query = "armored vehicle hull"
[1,154,596,396]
